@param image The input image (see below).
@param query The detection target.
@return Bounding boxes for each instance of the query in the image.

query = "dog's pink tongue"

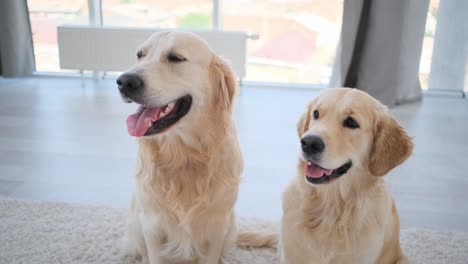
[126,107,163,137]
[306,162,333,178]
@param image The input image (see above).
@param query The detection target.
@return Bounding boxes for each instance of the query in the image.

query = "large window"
[28,0,343,87]
[26,0,466,91]
[102,0,213,29]
[223,0,343,85]
[28,0,89,72]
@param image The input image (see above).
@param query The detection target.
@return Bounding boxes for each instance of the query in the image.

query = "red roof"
[252,30,316,64]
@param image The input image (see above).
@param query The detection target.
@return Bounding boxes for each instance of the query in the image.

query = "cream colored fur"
[122,32,243,264]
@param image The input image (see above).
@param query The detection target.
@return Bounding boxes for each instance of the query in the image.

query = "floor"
[1,77,467,232]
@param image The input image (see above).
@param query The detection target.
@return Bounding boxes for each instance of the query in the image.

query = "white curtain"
[330,0,430,107]
[428,0,468,92]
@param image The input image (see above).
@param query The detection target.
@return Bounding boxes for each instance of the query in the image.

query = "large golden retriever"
[239,88,413,264]
[117,32,242,264]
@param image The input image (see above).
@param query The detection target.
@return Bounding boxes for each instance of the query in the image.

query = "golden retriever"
[239,88,412,264]
[117,31,243,264]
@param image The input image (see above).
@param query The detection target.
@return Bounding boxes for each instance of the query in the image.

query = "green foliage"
[179,12,211,29]
[430,5,438,18]
[425,29,434,37]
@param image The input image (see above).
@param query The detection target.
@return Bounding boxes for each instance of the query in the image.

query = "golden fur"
[239,88,413,264]
[122,32,243,264]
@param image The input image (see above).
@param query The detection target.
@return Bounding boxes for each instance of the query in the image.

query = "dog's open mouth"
[126,95,192,137]
[305,160,352,184]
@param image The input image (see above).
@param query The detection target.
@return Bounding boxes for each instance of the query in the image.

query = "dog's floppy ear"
[369,111,413,176]
[210,55,237,110]
[296,102,313,138]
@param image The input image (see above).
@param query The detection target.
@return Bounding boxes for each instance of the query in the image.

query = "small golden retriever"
[239,88,413,264]
[117,32,243,264]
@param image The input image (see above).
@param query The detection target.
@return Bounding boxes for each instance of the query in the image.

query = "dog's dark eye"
[137,51,145,59]
[167,53,186,63]
[313,110,319,120]
[343,117,359,129]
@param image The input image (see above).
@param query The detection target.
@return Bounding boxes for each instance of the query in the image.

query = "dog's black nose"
[301,135,325,155]
[116,73,143,95]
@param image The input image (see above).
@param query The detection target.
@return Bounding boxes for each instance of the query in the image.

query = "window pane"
[102,0,213,29]
[28,0,89,72]
[223,0,343,84]
[419,0,439,90]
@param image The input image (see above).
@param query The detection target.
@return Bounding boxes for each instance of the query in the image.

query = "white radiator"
[57,25,249,78]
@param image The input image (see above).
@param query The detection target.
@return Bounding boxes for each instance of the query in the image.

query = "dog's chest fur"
[134,137,241,262]
[136,171,230,262]
[282,181,391,263]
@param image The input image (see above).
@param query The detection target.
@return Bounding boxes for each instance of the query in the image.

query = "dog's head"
[117,31,237,137]
[296,88,413,185]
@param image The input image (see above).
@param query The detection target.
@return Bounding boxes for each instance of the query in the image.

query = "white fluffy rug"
[1,199,467,264]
